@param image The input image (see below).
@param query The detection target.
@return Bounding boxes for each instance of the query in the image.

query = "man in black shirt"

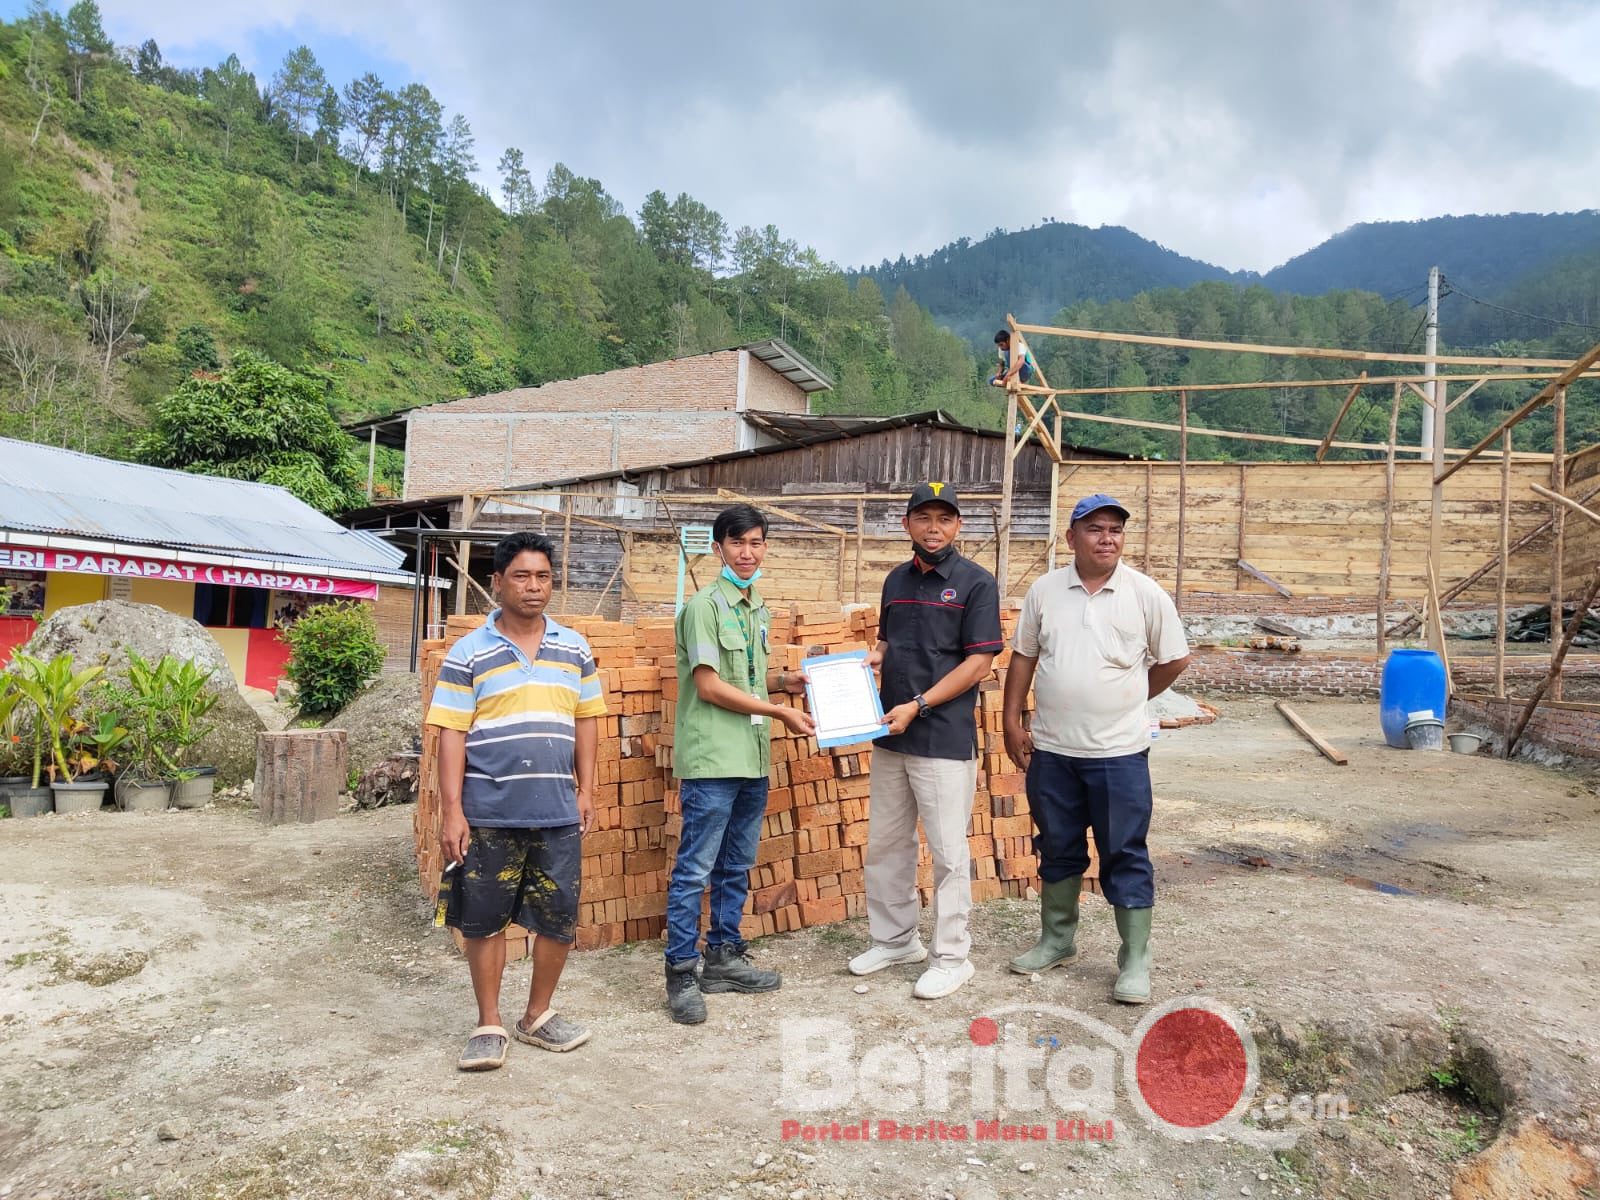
[848,482,1002,999]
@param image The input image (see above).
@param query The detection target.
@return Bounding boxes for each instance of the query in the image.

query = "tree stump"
[255,730,349,824]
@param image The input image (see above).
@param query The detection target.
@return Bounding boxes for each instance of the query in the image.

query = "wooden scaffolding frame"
[996,315,1600,754]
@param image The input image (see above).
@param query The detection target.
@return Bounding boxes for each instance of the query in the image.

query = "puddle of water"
[1342,874,1416,896]
[1382,822,1469,852]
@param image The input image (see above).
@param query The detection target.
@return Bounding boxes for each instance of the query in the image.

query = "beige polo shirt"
[1013,560,1190,758]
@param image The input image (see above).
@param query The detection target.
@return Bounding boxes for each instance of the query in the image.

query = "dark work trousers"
[1025,748,1155,908]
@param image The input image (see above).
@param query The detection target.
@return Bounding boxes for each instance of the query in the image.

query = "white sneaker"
[848,939,928,976]
[913,959,975,999]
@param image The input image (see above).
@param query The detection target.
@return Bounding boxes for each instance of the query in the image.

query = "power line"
[1441,275,1600,334]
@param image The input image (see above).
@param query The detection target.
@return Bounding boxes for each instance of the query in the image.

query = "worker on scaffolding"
[991,327,1038,391]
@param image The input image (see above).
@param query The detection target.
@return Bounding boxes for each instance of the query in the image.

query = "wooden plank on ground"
[1274,702,1349,765]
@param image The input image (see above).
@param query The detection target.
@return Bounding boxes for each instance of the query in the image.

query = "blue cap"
[1070,493,1131,524]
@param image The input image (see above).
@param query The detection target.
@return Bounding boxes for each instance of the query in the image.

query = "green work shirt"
[673,575,772,780]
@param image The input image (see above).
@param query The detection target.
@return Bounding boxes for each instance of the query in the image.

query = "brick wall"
[1184,648,1382,697]
[427,352,740,415]
[1453,696,1600,761]
[403,353,811,499]
[742,352,810,414]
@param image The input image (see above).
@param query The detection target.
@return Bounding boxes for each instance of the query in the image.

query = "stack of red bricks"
[416,605,1094,958]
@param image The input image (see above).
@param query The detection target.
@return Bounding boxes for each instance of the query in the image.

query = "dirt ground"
[2,698,1598,1200]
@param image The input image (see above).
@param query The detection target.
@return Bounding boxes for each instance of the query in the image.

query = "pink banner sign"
[0,545,380,600]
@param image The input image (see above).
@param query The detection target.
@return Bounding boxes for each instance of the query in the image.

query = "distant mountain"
[855,223,1243,342]
[1260,212,1600,298]
[866,212,1600,347]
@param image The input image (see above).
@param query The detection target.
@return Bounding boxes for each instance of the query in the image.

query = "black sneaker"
[700,942,781,993]
[665,958,707,1025]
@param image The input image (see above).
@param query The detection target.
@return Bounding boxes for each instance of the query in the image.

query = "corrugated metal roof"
[742,339,834,392]
[0,438,406,577]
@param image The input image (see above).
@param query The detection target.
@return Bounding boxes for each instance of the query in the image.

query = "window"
[1,570,45,615]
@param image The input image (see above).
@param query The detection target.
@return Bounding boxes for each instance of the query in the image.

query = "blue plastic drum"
[1380,649,1448,749]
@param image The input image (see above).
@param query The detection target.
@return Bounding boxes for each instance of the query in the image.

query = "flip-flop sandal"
[514,1010,592,1053]
[457,1025,509,1071]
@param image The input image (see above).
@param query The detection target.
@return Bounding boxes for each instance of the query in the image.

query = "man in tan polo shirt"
[1002,494,1190,1004]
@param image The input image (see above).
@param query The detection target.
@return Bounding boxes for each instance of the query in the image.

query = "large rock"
[326,672,422,777]
[20,600,265,786]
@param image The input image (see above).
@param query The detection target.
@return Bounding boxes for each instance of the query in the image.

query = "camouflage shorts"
[445,825,581,942]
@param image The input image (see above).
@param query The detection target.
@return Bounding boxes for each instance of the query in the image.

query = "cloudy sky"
[24,0,1600,272]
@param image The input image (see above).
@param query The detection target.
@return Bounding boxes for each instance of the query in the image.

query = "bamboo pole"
[1032,370,1600,399]
[1550,387,1566,698]
[1531,483,1600,527]
[1142,462,1153,573]
[1013,320,1587,369]
[998,388,1018,600]
[454,492,473,616]
[559,496,573,614]
[1176,389,1187,610]
[1505,563,1600,758]
[444,556,494,607]
[1377,383,1401,661]
[714,487,848,536]
[1047,409,1062,570]
[1315,373,1367,462]
[1236,464,1247,592]
[488,495,637,537]
[1497,431,1510,698]
[1051,406,1543,458]
[853,499,864,604]
[590,554,626,616]
[1430,380,1447,608]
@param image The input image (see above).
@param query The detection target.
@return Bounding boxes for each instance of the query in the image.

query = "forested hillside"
[1260,213,1600,299]
[856,222,1241,341]
[0,4,990,501]
[866,215,1600,367]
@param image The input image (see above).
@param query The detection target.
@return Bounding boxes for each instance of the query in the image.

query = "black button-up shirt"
[876,550,1003,761]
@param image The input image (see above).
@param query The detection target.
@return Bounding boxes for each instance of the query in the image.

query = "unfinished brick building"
[348,340,832,501]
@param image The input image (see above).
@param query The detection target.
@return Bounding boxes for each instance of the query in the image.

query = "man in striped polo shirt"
[426,531,606,1071]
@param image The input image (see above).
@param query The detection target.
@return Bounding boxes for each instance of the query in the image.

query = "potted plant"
[113,653,219,812]
[159,656,219,809]
[0,674,51,818]
[112,655,172,812]
[10,652,108,814]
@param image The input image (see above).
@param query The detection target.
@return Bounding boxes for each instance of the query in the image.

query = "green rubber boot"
[1113,906,1153,1004]
[1009,876,1082,974]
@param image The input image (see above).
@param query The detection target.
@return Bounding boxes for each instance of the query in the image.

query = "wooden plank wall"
[1054,461,1554,602]
[1562,444,1600,597]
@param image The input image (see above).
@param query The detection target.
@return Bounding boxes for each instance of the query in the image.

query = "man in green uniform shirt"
[665,504,815,1025]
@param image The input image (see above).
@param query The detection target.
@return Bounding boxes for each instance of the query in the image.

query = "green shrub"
[282,602,385,715]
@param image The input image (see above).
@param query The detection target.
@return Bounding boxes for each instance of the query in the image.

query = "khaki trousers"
[864,747,976,966]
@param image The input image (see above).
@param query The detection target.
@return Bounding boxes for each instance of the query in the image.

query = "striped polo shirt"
[425,610,607,828]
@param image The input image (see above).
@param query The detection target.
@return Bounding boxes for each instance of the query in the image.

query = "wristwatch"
[913,693,932,720]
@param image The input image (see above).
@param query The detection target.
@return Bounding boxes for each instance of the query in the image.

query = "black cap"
[907,481,961,516]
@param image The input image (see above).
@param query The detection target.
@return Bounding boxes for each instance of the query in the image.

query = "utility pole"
[1420,266,1439,458]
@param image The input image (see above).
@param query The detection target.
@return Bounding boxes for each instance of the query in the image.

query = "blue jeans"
[1026,748,1155,908]
[665,777,769,965]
